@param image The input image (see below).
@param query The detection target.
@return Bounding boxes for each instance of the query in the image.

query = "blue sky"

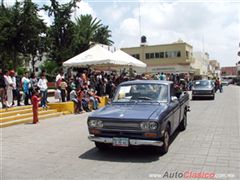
[5,0,240,66]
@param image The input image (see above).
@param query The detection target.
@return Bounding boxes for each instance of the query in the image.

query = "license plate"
[112,138,129,147]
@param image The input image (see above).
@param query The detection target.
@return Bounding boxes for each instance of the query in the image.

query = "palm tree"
[73,14,113,55]
[93,25,113,46]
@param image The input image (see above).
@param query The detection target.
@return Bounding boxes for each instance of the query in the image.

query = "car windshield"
[113,84,168,103]
[193,80,211,87]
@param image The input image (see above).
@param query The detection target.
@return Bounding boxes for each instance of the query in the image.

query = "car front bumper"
[192,94,214,97]
[88,136,163,147]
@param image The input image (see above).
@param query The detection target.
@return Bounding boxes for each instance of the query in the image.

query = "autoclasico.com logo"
[148,171,236,179]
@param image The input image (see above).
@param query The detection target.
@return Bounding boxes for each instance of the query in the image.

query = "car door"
[170,84,181,133]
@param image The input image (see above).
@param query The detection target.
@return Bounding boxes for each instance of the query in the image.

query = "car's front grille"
[103,121,140,130]
[194,90,212,94]
[100,130,144,138]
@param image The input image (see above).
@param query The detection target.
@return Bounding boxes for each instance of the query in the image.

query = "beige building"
[209,60,220,78]
[121,40,194,74]
[191,52,209,77]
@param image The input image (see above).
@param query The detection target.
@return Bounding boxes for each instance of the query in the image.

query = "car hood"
[89,103,168,120]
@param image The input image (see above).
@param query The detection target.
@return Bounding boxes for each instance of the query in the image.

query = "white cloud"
[71,1,97,21]
[112,2,240,66]
[38,9,52,26]
[119,18,139,37]
[102,4,130,21]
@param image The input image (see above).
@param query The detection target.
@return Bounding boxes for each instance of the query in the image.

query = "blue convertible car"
[87,80,190,154]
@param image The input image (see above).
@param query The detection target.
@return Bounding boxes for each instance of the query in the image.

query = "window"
[165,51,171,58]
[145,53,150,59]
[177,51,181,57]
[155,52,160,58]
[135,54,140,59]
[150,53,154,59]
[165,51,181,58]
[132,54,140,59]
[186,51,189,59]
[160,52,164,58]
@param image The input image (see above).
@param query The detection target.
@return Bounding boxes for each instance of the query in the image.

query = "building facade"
[121,40,194,74]
[192,52,209,77]
[209,60,220,78]
[221,66,237,78]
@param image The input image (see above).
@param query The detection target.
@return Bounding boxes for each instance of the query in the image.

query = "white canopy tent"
[63,44,125,67]
[112,49,146,68]
[63,44,147,68]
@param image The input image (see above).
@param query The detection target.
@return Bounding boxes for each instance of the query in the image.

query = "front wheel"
[156,126,170,155]
[211,95,215,100]
[179,111,187,131]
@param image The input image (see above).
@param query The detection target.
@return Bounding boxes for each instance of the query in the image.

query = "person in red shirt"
[31,90,40,124]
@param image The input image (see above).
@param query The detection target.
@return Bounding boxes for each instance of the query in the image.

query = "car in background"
[192,80,215,100]
[221,79,229,86]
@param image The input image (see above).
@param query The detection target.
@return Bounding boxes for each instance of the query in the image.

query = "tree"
[43,0,80,66]
[73,14,113,55]
[93,25,113,46]
[0,2,22,70]
[19,0,47,73]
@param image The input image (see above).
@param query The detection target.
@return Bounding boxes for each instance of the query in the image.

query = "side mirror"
[171,96,178,102]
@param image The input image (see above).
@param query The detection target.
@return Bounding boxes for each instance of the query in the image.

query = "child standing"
[31,91,40,124]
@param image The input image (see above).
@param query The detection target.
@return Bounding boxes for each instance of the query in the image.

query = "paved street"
[1,85,240,180]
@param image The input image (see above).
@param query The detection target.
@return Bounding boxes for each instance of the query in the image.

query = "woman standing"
[38,74,48,109]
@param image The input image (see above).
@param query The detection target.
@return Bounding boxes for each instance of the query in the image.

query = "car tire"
[212,95,215,100]
[156,125,170,155]
[95,142,109,151]
[179,111,187,131]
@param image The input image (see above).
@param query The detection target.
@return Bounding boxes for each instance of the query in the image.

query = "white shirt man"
[4,72,13,107]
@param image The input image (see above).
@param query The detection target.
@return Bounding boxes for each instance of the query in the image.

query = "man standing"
[4,70,13,107]
[56,70,64,88]
[159,72,166,80]
[0,69,6,108]
[38,74,48,109]
[10,70,21,106]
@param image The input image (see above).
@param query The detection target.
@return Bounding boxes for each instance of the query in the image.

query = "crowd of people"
[0,67,203,112]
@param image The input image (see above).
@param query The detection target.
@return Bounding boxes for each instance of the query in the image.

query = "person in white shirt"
[4,70,13,107]
[10,70,21,106]
[22,72,30,105]
[38,74,48,108]
[55,71,64,88]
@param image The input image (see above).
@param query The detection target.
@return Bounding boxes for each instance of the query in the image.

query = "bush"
[40,60,60,82]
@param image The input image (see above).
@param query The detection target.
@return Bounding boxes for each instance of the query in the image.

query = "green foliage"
[40,60,59,81]
[0,3,23,69]
[93,25,113,46]
[0,0,113,70]
[73,14,113,55]
[43,0,79,66]
[17,67,27,76]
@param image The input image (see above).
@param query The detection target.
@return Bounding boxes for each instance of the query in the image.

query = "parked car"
[192,80,215,100]
[221,80,229,86]
[87,80,190,154]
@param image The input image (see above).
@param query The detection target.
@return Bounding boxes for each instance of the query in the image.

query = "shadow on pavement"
[79,146,160,163]
[79,130,181,163]
[191,97,214,101]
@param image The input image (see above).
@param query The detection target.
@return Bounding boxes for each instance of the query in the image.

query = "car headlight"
[88,119,104,128]
[149,122,158,130]
[88,120,97,128]
[140,122,149,130]
[140,121,158,130]
[97,120,103,128]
